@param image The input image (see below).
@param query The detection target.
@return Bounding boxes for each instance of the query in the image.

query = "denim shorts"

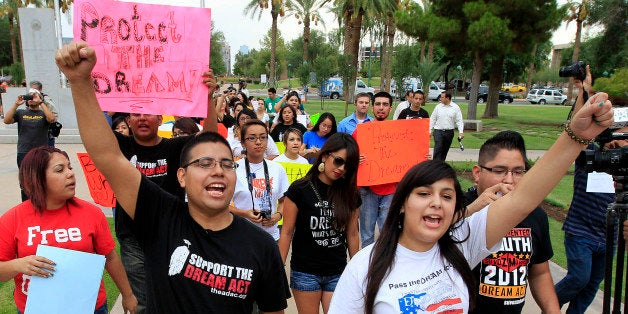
[290,269,341,292]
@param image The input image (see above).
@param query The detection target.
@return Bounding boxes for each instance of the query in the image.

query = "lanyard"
[244,158,271,210]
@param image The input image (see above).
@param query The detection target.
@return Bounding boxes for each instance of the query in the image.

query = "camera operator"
[554,64,621,314]
[3,89,56,201]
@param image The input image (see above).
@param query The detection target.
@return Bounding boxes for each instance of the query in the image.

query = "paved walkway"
[0,136,609,313]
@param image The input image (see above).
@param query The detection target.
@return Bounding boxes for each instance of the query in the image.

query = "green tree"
[210,26,227,76]
[333,0,396,114]
[588,0,627,74]
[563,0,592,101]
[244,0,286,87]
[0,16,12,67]
[283,0,329,63]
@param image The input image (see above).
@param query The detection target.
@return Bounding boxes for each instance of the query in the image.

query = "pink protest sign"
[73,0,211,117]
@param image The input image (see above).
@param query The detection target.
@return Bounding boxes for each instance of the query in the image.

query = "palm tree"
[563,0,591,102]
[245,0,286,88]
[283,0,329,63]
[334,0,395,110]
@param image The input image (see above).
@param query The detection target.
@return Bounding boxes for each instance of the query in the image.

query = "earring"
[318,162,325,172]
[398,212,405,230]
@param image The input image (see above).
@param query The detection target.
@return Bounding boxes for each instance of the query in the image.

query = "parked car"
[318,77,375,99]
[465,86,514,103]
[526,89,568,105]
[502,83,527,93]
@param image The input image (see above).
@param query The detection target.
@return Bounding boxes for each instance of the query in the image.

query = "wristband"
[563,120,594,145]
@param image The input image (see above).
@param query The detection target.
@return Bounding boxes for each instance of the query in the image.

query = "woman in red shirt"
[0,146,137,314]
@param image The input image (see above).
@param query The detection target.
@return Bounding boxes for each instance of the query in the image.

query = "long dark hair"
[277,105,297,125]
[311,112,337,137]
[305,132,359,231]
[364,160,475,314]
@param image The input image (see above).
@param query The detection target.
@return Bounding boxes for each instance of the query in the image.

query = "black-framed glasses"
[245,135,268,143]
[329,153,346,167]
[183,157,238,171]
[479,165,526,178]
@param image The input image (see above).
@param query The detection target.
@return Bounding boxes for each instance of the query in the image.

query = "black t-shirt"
[284,176,361,276]
[114,132,190,238]
[270,123,307,142]
[134,176,289,313]
[465,187,553,313]
[397,107,429,120]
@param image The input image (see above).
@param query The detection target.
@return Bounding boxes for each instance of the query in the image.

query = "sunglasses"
[328,153,346,167]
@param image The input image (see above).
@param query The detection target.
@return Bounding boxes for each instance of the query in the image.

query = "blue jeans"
[119,236,147,314]
[290,270,340,292]
[359,187,392,247]
[19,302,107,314]
[555,234,607,314]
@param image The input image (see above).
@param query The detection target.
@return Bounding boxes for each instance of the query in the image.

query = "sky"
[59,0,586,70]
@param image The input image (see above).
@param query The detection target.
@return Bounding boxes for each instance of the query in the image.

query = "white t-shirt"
[274,153,309,164]
[232,159,290,240]
[329,207,498,314]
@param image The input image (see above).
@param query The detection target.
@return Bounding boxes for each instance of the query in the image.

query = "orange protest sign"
[354,119,430,186]
[77,153,116,207]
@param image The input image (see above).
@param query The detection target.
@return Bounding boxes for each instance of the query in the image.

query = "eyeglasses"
[479,165,526,178]
[328,153,346,167]
[245,135,268,143]
[182,157,238,171]
[319,123,332,130]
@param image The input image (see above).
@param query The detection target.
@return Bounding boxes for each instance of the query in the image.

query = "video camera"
[579,129,628,175]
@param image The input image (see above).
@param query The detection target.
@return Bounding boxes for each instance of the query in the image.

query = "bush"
[592,68,628,99]
[2,62,24,85]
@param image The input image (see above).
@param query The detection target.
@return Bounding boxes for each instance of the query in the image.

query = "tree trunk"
[420,41,425,63]
[483,56,504,118]
[303,14,311,63]
[383,14,395,93]
[567,18,583,103]
[467,50,484,120]
[342,7,362,115]
[526,43,537,97]
[269,10,279,88]
[380,23,388,91]
[9,13,18,64]
[427,42,434,63]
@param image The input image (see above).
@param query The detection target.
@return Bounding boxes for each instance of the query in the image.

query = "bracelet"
[276,212,283,220]
[563,120,594,145]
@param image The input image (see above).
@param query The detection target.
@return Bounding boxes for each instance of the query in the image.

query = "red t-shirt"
[0,198,115,312]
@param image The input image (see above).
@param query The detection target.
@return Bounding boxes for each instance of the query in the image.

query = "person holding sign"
[358,91,398,247]
[279,132,361,314]
[56,42,289,313]
[0,146,137,314]
[231,119,290,241]
[328,93,614,313]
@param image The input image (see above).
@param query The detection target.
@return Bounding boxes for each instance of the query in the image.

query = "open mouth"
[423,215,442,228]
[205,183,226,197]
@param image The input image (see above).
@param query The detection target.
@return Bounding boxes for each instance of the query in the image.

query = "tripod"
[603,175,628,314]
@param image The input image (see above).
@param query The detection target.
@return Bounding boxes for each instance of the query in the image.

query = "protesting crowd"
[0,31,626,314]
